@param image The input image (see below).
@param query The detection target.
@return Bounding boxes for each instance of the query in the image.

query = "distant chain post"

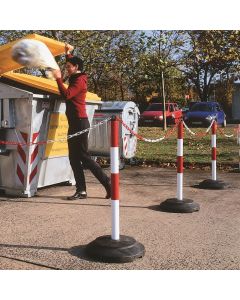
[211,120,217,180]
[161,71,167,131]
[177,120,184,200]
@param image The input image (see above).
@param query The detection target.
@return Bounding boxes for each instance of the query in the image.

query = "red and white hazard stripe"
[110,117,120,240]
[123,136,128,157]
[16,131,28,185]
[16,131,40,187]
[29,132,39,184]
[177,121,183,200]
[211,121,217,180]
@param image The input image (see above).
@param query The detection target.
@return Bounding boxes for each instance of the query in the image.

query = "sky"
[0,0,240,30]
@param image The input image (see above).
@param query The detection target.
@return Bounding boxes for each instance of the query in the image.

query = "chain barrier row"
[0,115,239,146]
[120,117,238,142]
[0,117,112,147]
[120,117,237,142]
[183,119,239,139]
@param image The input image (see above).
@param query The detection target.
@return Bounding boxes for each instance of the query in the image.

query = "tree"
[179,30,240,102]
[135,31,184,99]
[129,30,186,129]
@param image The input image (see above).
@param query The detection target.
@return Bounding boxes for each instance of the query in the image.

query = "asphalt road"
[0,166,239,270]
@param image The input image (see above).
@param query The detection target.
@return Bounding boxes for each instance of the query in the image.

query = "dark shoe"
[67,191,87,200]
[104,182,111,199]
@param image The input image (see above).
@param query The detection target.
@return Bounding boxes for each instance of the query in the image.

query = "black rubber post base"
[198,179,226,190]
[159,198,200,213]
[85,235,145,263]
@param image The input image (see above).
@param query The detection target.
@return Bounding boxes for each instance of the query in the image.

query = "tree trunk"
[193,78,203,101]
[120,82,124,100]
[202,86,209,101]
[92,78,98,94]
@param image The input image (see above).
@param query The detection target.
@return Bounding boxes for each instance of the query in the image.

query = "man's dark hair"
[66,56,84,72]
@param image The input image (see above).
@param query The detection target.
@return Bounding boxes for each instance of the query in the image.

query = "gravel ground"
[0,166,239,270]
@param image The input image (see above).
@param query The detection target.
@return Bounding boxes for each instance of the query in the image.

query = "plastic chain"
[118,117,179,143]
[183,120,237,139]
[183,119,215,137]
[218,127,237,138]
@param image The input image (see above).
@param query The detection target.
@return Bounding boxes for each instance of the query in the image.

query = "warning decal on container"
[44,113,69,158]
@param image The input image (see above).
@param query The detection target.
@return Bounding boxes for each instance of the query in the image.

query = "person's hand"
[52,69,62,80]
[65,43,74,54]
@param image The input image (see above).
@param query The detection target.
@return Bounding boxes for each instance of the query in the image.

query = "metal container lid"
[1,72,101,102]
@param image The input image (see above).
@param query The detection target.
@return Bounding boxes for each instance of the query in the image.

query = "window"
[146,104,165,111]
[191,103,213,112]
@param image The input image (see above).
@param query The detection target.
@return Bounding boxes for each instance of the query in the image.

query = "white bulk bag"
[11,39,60,78]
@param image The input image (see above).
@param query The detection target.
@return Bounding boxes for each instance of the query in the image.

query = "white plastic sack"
[11,39,60,78]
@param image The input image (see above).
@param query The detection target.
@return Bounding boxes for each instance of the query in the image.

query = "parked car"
[139,102,182,126]
[183,101,226,127]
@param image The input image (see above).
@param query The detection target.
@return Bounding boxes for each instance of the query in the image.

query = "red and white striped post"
[110,116,120,240]
[159,119,199,212]
[177,120,184,201]
[211,121,217,181]
[198,119,225,189]
[85,116,145,262]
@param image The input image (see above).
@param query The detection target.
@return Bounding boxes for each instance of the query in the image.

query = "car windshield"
[191,103,214,112]
[146,104,166,111]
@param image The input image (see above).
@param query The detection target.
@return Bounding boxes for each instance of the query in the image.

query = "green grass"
[135,126,239,169]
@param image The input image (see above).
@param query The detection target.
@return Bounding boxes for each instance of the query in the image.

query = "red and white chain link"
[217,126,240,138]
[218,129,234,138]
[119,117,178,143]
[183,120,238,139]
[183,119,214,136]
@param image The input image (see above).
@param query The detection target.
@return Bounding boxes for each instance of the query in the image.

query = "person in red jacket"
[52,45,111,200]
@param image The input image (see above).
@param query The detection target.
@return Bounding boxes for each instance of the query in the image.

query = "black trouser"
[68,118,109,192]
